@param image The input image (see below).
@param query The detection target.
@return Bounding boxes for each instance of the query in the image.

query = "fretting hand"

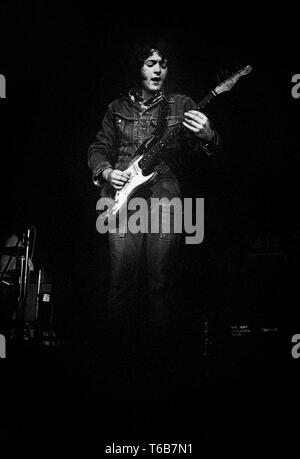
[183,110,214,142]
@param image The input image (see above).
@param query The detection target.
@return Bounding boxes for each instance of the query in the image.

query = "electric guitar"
[96,65,252,225]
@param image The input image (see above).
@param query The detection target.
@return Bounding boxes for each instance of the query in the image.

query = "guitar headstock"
[214,65,253,95]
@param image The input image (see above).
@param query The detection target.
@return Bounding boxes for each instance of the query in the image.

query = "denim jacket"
[88,90,220,196]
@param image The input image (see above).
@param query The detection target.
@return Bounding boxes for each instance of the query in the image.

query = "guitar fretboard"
[138,90,216,173]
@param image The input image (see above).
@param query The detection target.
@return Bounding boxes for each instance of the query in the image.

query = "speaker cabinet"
[25,283,52,327]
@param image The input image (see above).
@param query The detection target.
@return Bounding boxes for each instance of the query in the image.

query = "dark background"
[0,2,299,454]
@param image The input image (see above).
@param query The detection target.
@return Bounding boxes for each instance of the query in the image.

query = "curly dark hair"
[125,37,175,91]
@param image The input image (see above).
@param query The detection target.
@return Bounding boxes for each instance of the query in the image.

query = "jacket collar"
[127,87,173,106]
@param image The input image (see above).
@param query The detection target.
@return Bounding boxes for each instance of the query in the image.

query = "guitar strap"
[153,97,170,138]
[136,97,170,157]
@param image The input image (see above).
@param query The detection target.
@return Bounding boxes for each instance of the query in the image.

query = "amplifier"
[25,282,52,323]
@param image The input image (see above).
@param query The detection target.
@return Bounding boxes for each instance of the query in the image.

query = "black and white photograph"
[1,3,299,455]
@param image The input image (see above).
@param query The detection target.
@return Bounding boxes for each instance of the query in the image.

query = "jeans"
[107,197,182,328]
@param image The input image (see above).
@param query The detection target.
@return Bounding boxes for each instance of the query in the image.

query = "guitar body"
[96,155,157,225]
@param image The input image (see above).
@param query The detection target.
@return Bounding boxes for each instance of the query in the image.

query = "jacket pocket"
[151,115,180,129]
[113,113,134,143]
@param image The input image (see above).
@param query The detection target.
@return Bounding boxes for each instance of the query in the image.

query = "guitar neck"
[196,90,216,111]
[138,90,217,172]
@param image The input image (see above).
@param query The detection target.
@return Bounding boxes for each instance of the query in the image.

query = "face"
[141,50,168,95]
